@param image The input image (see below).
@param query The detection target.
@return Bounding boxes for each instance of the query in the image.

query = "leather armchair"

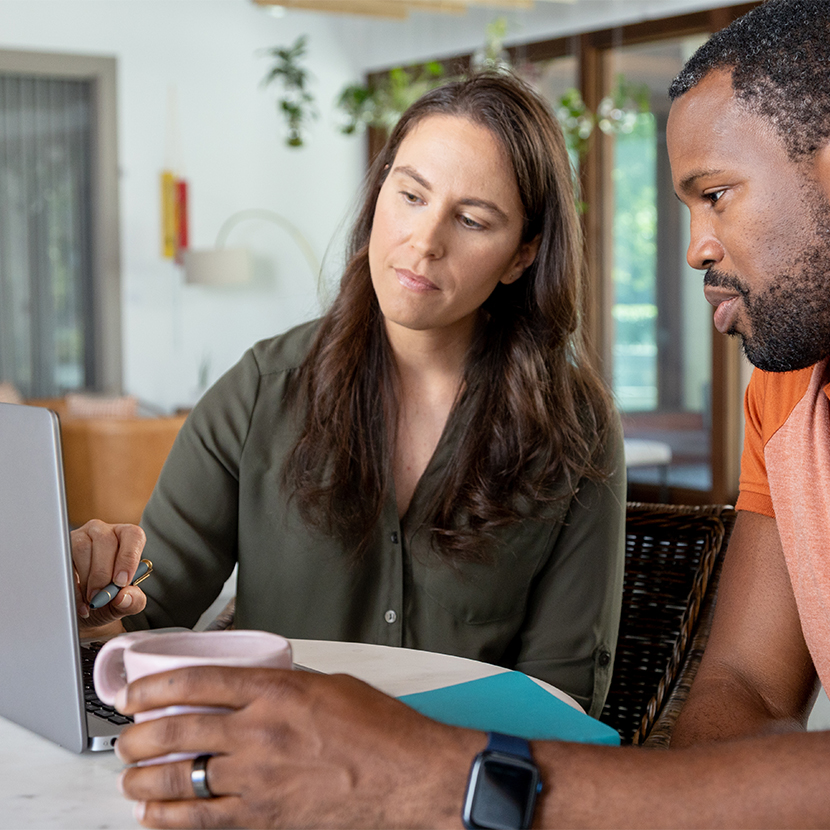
[24,396,186,527]
[58,415,186,526]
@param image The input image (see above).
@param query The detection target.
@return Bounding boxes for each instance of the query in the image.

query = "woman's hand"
[115,667,483,829]
[71,520,148,635]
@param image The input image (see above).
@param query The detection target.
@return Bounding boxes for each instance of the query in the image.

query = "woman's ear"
[500,236,541,285]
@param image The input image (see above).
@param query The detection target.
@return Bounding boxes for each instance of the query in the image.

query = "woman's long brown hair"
[283,72,617,563]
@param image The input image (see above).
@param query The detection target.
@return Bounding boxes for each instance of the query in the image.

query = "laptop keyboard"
[80,641,133,726]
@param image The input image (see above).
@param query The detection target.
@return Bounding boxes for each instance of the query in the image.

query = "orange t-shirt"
[738,359,830,688]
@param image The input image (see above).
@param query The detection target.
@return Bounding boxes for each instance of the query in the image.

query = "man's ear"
[814,140,830,202]
[501,236,541,286]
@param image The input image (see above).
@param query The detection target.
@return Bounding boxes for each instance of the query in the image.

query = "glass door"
[605,36,717,494]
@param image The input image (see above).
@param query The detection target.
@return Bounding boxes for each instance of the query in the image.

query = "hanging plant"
[333,17,651,156]
[596,75,653,137]
[555,87,595,157]
[336,61,446,137]
[262,35,317,148]
[471,17,511,72]
[335,17,508,139]
[262,23,652,156]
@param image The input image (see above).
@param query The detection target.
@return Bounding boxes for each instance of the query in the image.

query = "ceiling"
[253,0,741,72]
[254,0,595,18]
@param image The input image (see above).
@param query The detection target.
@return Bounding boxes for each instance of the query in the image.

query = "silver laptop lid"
[0,402,115,752]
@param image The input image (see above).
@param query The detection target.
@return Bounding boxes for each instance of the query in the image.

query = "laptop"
[0,402,125,752]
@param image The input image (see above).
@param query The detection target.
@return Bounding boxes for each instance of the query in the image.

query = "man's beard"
[704,212,830,373]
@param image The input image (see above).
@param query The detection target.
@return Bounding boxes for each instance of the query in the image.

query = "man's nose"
[686,214,724,270]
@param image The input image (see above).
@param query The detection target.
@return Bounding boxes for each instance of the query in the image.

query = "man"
[109,0,830,826]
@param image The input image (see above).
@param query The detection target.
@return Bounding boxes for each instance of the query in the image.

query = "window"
[0,50,120,398]
[576,10,757,504]
[607,35,715,493]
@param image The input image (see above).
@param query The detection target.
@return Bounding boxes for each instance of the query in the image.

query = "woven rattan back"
[600,502,737,746]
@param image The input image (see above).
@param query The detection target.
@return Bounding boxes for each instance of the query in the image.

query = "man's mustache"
[703,268,749,297]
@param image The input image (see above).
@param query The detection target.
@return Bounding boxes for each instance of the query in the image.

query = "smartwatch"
[462,732,542,830]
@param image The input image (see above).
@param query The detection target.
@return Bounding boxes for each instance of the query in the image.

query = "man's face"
[667,69,830,373]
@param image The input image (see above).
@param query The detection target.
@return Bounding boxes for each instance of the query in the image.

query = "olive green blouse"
[127,320,626,717]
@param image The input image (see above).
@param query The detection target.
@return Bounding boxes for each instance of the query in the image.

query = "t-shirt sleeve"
[736,369,775,517]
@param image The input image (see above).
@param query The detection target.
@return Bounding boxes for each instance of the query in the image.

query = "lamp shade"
[183,248,251,286]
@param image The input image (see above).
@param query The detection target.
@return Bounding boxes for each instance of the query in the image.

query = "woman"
[74,71,625,717]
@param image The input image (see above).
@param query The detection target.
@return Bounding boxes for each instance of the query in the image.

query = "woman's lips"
[703,286,742,334]
[395,268,438,292]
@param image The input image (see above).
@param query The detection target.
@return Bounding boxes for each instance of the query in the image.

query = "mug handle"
[92,630,152,706]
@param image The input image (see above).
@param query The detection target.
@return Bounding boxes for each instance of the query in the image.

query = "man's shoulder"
[249,318,322,376]
[749,362,819,395]
[746,359,830,441]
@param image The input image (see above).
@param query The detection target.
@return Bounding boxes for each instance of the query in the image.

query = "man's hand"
[115,667,484,829]
[71,520,148,635]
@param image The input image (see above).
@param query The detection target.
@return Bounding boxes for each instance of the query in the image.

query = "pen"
[89,559,153,610]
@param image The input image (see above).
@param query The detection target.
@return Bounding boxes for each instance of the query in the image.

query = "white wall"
[0,0,364,411]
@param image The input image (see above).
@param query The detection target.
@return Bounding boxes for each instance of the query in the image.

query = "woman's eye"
[401,191,421,204]
[460,215,484,230]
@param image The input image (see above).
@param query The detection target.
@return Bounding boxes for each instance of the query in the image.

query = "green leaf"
[262,34,317,148]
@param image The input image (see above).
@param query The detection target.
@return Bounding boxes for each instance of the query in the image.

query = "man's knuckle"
[176,670,208,699]
[157,714,189,747]
[159,760,189,797]
[188,799,224,829]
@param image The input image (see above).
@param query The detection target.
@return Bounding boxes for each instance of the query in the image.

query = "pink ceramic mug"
[94,629,293,763]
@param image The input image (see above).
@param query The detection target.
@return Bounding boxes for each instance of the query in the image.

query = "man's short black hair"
[669,0,830,160]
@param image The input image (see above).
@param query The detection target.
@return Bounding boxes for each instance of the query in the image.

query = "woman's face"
[368,114,539,346]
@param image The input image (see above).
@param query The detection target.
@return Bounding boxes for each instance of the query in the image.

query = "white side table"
[624,438,673,501]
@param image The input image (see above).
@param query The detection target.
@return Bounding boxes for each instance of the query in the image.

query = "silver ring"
[191,754,215,799]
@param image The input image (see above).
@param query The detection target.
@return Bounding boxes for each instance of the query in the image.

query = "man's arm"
[532,728,830,828]
[113,667,830,829]
[672,509,819,746]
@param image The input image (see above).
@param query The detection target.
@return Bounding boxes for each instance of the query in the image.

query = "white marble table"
[0,639,580,829]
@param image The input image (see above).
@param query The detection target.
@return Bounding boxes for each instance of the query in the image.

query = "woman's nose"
[409,211,446,259]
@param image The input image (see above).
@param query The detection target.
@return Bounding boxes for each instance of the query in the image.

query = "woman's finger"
[70,525,94,593]
[70,520,146,617]
[89,583,148,624]
[110,523,148,588]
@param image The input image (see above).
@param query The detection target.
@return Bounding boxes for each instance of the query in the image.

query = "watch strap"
[485,732,533,760]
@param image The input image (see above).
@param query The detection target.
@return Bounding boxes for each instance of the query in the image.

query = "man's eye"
[706,190,725,204]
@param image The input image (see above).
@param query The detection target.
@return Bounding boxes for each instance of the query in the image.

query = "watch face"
[468,756,539,830]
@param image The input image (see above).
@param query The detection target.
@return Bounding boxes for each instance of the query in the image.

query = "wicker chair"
[600,501,737,747]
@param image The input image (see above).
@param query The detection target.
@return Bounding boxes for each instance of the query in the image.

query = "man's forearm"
[531,729,830,828]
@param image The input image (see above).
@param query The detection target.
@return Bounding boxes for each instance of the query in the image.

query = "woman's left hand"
[115,666,482,829]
